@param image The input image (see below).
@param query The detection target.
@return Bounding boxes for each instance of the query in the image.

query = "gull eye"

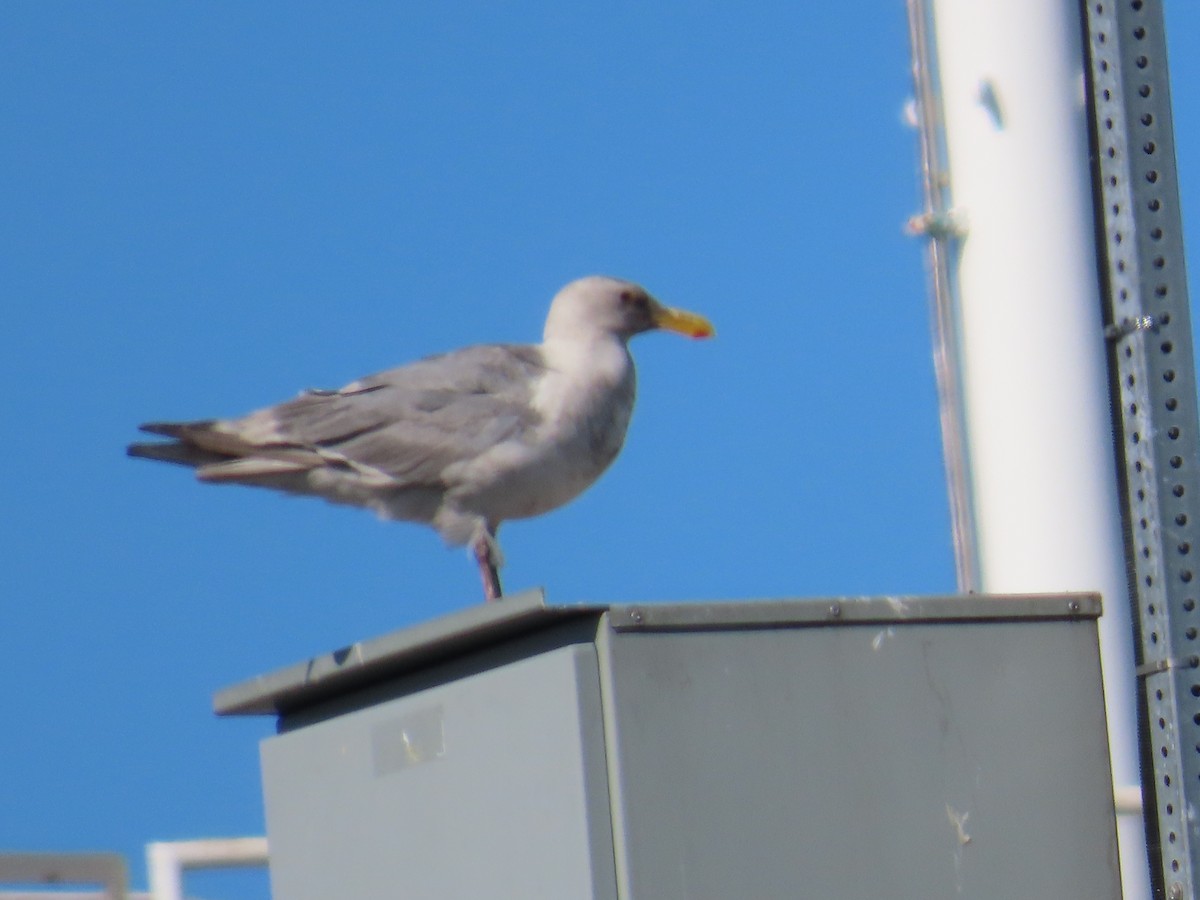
[620,289,648,310]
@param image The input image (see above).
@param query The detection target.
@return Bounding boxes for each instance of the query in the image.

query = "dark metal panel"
[596,614,1120,899]
[1084,1,1200,894]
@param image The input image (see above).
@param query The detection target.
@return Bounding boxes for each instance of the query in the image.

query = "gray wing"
[130,344,547,489]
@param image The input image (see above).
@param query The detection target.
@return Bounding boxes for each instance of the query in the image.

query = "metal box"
[216,592,1122,899]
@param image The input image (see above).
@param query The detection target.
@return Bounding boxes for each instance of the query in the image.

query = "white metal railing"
[146,838,268,900]
[0,838,268,900]
[0,852,131,900]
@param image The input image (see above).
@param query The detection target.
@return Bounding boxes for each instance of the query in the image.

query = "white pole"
[145,845,183,900]
[924,0,1148,896]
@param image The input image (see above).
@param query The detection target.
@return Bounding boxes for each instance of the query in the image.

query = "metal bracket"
[1104,314,1158,341]
[1135,657,1198,678]
[904,208,968,239]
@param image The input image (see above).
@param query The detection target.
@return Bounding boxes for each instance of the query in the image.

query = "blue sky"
[3,3,1198,896]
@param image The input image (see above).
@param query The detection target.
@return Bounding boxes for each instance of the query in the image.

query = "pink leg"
[472,527,503,602]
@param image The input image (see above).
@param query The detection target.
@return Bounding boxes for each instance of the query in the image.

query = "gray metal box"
[216,592,1122,899]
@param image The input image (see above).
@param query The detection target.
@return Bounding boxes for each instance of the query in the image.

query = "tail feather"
[135,418,273,459]
[129,417,320,482]
[137,420,216,438]
[126,440,229,469]
[129,419,231,470]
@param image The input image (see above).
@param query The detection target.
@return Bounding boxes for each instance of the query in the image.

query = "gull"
[128,276,714,601]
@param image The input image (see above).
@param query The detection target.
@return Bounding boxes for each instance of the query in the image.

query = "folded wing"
[128,344,547,493]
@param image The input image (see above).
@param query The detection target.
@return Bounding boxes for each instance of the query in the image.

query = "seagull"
[128,276,714,601]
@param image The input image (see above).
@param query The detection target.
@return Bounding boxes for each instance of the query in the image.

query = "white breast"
[453,335,637,523]
[532,336,632,427]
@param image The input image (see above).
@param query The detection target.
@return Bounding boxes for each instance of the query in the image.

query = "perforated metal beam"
[1083,1,1200,895]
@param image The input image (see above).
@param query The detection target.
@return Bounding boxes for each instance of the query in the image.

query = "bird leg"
[472,525,504,602]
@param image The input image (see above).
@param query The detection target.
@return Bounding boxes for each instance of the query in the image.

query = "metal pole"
[1082,1,1200,896]
[904,0,978,592]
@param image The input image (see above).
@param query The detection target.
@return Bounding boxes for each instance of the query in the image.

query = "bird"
[128,276,714,602]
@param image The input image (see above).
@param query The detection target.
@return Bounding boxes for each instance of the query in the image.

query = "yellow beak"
[652,304,716,339]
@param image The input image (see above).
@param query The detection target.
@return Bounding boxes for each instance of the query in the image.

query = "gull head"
[543,276,715,343]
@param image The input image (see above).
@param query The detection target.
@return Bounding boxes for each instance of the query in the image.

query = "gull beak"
[652,303,716,339]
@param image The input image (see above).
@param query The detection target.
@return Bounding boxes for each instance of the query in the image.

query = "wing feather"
[132,344,548,492]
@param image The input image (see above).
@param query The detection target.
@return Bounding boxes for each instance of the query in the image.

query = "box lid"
[213,591,1100,716]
